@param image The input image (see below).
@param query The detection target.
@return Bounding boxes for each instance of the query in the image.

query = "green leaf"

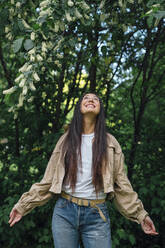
[153,11,165,19]
[4,89,20,106]
[129,234,136,245]
[140,187,148,195]
[105,57,111,65]
[13,38,24,53]
[0,8,9,24]
[17,19,32,32]
[33,23,40,30]
[147,16,154,27]
[18,19,25,32]
[117,228,125,239]
[38,14,48,24]
[24,39,34,51]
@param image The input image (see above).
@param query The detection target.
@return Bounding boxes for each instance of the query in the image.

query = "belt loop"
[78,198,82,205]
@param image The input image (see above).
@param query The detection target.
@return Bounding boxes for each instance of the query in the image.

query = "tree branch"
[0,41,12,88]
[147,70,165,102]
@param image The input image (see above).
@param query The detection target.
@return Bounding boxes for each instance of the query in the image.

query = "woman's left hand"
[141,216,159,235]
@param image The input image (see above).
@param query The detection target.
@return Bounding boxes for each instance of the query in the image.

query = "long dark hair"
[62,93,108,194]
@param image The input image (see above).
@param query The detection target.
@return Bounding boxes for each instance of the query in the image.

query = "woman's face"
[80,93,100,116]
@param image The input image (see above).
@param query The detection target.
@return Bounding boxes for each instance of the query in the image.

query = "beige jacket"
[14,132,148,224]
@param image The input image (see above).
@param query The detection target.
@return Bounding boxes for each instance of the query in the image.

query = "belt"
[61,191,107,222]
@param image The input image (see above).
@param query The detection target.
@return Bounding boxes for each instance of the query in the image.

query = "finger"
[151,223,156,232]
[9,209,15,218]
[10,220,16,227]
[10,221,14,227]
[148,232,159,235]
[9,216,16,226]
[144,230,159,235]
[10,216,21,227]
[9,209,17,223]
[8,214,15,224]
[8,218,12,224]
[9,218,16,227]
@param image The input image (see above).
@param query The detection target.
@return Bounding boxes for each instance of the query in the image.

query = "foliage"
[0,0,165,247]
[145,0,165,26]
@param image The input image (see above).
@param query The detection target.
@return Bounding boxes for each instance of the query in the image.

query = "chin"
[85,110,98,115]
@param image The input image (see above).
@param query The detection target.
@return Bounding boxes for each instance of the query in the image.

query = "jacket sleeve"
[14,138,62,216]
[113,145,148,224]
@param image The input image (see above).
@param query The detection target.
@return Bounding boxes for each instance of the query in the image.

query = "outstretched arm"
[112,143,158,232]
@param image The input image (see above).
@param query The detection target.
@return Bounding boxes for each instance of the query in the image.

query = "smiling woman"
[80,94,101,133]
[9,92,158,248]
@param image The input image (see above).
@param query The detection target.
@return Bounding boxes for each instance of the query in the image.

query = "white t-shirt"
[62,133,106,199]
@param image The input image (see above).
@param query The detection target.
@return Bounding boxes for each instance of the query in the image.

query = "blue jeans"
[52,197,112,248]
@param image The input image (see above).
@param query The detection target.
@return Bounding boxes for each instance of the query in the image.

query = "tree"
[0,0,164,247]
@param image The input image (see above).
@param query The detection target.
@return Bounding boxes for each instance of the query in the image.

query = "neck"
[82,114,96,134]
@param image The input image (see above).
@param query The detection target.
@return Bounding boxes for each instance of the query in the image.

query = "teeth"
[86,104,95,108]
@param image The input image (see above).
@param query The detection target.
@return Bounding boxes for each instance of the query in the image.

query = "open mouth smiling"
[85,104,96,108]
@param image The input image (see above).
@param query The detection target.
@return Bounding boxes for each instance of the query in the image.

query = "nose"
[87,97,94,102]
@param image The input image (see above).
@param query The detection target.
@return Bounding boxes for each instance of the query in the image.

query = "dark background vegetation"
[0,0,165,247]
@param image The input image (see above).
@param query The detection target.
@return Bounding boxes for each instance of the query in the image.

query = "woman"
[9,93,158,248]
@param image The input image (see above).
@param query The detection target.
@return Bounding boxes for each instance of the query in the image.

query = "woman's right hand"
[9,208,22,227]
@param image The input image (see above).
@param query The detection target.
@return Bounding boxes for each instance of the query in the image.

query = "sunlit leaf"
[24,39,34,51]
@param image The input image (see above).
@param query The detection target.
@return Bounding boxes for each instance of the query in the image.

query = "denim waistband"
[61,191,107,222]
